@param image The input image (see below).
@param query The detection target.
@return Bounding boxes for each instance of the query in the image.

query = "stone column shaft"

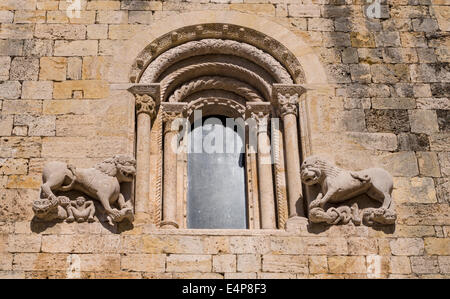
[255,114,276,229]
[161,124,179,228]
[282,112,304,217]
[135,112,151,217]
[132,92,157,222]
[274,84,307,219]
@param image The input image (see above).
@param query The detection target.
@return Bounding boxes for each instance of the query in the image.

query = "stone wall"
[0,0,449,278]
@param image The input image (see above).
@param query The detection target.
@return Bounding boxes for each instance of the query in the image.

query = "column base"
[160,220,179,229]
[285,215,309,232]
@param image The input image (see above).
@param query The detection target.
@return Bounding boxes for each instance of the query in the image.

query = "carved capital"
[161,103,187,134]
[272,84,306,117]
[247,103,272,133]
[128,84,161,118]
[135,94,157,117]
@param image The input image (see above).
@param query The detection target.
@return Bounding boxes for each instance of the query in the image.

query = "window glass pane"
[187,116,248,229]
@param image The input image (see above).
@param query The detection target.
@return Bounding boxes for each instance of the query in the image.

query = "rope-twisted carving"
[169,76,263,103]
[154,116,163,226]
[161,62,272,102]
[140,39,293,84]
[272,126,288,229]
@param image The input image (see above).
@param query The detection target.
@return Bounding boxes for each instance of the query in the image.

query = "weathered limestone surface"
[0,0,448,279]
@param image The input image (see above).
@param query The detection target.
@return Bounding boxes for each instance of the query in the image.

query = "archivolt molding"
[140,39,293,85]
[184,98,246,119]
[161,62,272,102]
[159,55,275,86]
[169,76,263,103]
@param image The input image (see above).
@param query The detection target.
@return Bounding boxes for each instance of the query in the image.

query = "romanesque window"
[128,24,307,230]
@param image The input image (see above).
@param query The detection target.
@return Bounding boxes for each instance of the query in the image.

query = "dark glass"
[187,115,248,229]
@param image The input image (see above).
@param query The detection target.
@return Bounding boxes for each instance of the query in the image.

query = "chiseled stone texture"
[0,0,449,280]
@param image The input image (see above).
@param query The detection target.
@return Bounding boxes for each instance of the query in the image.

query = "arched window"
[187,115,247,229]
[129,24,307,230]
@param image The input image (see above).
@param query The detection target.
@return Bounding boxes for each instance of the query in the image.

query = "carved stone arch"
[169,76,264,103]
[140,39,293,84]
[160,62,271,102]
[127,16,322,229]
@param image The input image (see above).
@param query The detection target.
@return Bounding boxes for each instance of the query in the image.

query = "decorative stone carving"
[129,84,161,118]
[300,156,397,226]
[160,62,271,102]
[135,94,156,117]
[66,196,95,223]
[32,196,70,221]
[140,38,293,84]
[35,155,136,224]
[132,24,305,84]
[169,76,263,103]
[273,84,306,116]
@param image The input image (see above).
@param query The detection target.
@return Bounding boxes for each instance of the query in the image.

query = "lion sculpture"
[300,155,396,226]
[33,155,136,225]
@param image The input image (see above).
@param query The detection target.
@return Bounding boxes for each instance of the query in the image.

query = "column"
[274,85,306,218]
[160,103,185,229]
[250,107,276,229]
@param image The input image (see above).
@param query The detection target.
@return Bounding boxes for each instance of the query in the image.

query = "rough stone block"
[87,1,121,10]
[347,238,378,255]
[0,158,28,175]
[8,234,41,253]
[39,57,67,81]
[328,256,366,274]
[372,98,416,110]
[237,254,260,273]
[0,253,12,271]
[82,56,110,80]
[23,39,53,57]
[424,238,450,255]
[0,10,13,23]
[437,110,450,132]
[0,81,21,100]
[0,115,13,136]
[229,236,270,254]
[430,133,450,152]
[213,254,236,273]
[121,254,165,272]
[2,100,42,115]
[438,256,450,274]
[0,56,11,80]
[409,110,440,134]
[377,152,419,177]
[128,11,154,24]
[79,254,121,272]
[97,11,128,24]
[53,80,109,99]
[350,32,376,48]
[14,114,56,136]
[54,40,98,56]
[0,24,34,39]
[304,237,348,255]
[397,133,429,151]
[366,109,410,134]
[67,57,82,80]
[397,204,450,226]
[262,255,308,273]
[166,255,212,273]
[416,152,441,177]
[13,253,69,271]
[390,256,412,274]
[10,57,39,81]
[309,256,328,274]
[412,19,439,32]
[121,1,163,10]
[87,24,108,39]
[34,24,86,40]
[393,177,437,204]
[390,238,424,256]
[371,64,409,83]
[287,4,320,17]
[0,137,41,158]
[411,256,440,274]
[13,10,46,24]
[22,81,53,100]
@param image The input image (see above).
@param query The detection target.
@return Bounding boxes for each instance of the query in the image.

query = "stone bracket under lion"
[300,155,397,227]
[32,155,137,226]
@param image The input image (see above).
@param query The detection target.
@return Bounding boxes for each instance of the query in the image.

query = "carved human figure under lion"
[33,155,136,225]
[300,155,396,226]
[66,196,96,223]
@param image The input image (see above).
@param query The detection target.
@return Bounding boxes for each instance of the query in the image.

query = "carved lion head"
[300,156,326,186]
[32,198,58,219]
[95,155,136,182]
